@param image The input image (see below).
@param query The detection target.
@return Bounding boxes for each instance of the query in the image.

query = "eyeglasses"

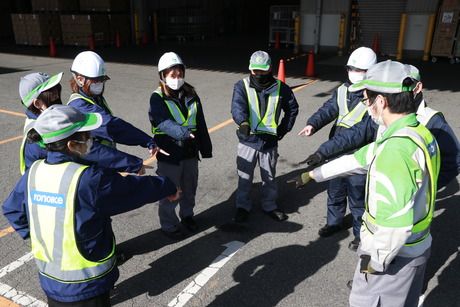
[361,97,375,107]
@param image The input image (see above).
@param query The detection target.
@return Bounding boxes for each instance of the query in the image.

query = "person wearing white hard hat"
[231,50,299,223]
[149,52,212,239]
[3,105,178,306]
[297,47,377,251]
[17,71,148,176]
[68,51,159,156]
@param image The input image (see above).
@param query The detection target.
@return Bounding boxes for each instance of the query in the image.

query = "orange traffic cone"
[305,50,315,78]
[88,34,95,50]
[49,37,56,57]
[142,32,148,46]
[372,34,380,55]
[277,59,286,83]
[115,31,121,48]
[274,32,280,49]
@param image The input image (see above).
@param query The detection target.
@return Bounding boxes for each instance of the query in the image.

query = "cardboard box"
[79,0,128,12]
[31,0,79,12]
[60,14,110,46]
[11,14,29,44]
[431,1,460,57]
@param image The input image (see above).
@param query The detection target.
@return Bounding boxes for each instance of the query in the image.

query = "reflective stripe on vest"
[19,118,36,175]
[364,125,440,246]
[68,93,113,116]
[335,84,367,128]
[68,93,116,148]
[151,88,198,135]
[27,160,116,282]
[243,77,281,135]
[416,104,441,126]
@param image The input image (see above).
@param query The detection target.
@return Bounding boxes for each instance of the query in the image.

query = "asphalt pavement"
[0,43,459,307]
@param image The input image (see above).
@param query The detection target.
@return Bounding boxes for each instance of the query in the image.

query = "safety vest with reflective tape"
[27,160,116,282]
[335,84,367,128]
[19,118,37,175]
[68,93,115,148]
[243,77,281,135]
[363,124,440,246]
[151,88,197,135]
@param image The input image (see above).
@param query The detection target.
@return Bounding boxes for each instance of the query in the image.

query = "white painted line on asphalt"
[0,282,47,306]
[0,252,47,306]
[0,252,33,279]
[168,241,245,307]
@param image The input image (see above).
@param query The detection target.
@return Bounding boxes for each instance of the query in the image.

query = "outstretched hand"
[286,172,312,189]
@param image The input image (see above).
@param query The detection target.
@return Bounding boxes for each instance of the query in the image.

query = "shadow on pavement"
[423,179,460,307]
[111,169,346,305]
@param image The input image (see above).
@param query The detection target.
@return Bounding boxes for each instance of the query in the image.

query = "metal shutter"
[357,0,406,56]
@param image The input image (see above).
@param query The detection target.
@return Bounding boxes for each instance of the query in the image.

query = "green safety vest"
[151,88,198,135]
[243,77,281,135]
[19,118,37,175]
[27,160,116,282]
[335,84,367,128]
[68,93,115,148]
[364,124,440,246]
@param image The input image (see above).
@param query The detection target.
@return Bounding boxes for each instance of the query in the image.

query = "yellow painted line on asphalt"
[0,135,22,145]
[0,226,14,239]
[0,109,26,117]
[144,79,318,166]
[0,296,20,307]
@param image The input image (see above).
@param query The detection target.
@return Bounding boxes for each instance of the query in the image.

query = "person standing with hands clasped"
[231,50,298,223]
[289,60,440,307]
[149,52,212,239]
[297,47,376,251]
[2,105,178,306]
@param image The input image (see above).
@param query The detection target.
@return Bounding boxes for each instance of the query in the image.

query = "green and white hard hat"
[349,60,414,94]
[19,72,63,108]
[34,105,102,144]
[249,50,271,71]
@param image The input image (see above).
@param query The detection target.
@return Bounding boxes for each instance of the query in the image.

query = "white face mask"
[165,77,184,90]
[348,71,365,84]
[73,138,93,156]
[367,103,384,126]
[90,82,104,95]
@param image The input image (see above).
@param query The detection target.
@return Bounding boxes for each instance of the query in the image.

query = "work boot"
[161,228,185,240]
[265,209,288,222]
[348,237,360,252]
[181,216,198,232]
[234,208,249,223]
[318,224,342,237]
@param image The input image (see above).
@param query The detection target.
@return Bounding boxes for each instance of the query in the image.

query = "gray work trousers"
[157,158,198,232]
[349,249,430,307]
[236,142,278,212]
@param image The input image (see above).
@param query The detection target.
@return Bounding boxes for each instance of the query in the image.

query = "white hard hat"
[347,47,377,70]
[158,52,185,73]
[71,51,107,78]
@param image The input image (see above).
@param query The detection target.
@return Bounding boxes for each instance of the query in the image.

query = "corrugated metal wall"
[358,0,406,56]
[406,0,440,13]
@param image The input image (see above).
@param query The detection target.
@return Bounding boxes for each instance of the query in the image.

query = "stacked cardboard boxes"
[60,14,110,46]
[11,14,61,45]
[431,0,460,58]
[79,0,128,12]
[31,0,79,12]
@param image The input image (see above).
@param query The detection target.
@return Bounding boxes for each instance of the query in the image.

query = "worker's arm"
[277,83,299,139]
[2,174,30,239]
[305,89,340,133]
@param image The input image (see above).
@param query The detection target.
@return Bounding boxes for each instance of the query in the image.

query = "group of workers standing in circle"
[2,45,459,306]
